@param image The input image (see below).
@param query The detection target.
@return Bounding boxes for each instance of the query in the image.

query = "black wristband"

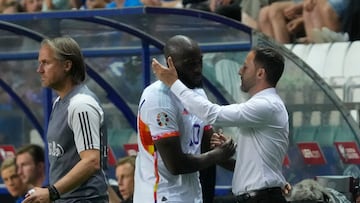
[47,185,60,201]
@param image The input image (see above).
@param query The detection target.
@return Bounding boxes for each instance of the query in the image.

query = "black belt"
[235,187,282,203]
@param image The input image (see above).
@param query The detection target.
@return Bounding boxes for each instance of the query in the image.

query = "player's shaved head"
[163,35,203,89]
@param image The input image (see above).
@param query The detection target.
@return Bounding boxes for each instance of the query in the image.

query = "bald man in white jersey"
[134,35,236,203]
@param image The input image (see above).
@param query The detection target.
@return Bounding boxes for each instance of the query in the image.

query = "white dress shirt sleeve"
[171,79,275,127]
[171,79,219,124]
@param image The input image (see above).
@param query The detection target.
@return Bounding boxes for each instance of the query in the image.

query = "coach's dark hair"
[16,144,45,164]
[41,36,86,84]
[252,46,285,87]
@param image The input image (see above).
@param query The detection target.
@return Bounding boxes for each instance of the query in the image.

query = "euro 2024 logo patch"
[156,112,169,127]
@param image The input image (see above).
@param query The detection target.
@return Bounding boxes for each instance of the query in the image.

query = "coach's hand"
[22,187,51,203]
[282,182,292,196]
[152,57,178,87]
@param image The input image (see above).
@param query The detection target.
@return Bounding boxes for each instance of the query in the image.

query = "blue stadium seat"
[311,146,344,176]
[108,128,134,158]
[293,125,318,143]
[314,125,339,147]
[334,126,357,142]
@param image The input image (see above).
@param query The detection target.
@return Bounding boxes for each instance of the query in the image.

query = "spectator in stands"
[0,0,9,12]
[115,156,136,203]
[106,0,167,8]
[343,0,360,41]
[209,0,242,21]
[161,0,182,7]
[70,0,84,9]
[85,0,110,9]
[15,144,45,188]
[105,0,125,8]
[2,0,22,13]
[0,0,19,13]
[258,0,356,43]
[182,0,210,11]
[182,0,241,20]
[105,0,140,7]
[258,0,304,43]
[144,0,183,8]
[1,157,29,203]
[240,0,289,29]
[138,0,161,6]
[42,0,71,11]
[300,0,351,43]
[21,0,42,12]
[0,0,5,11]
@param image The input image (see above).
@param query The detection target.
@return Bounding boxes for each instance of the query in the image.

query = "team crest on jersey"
[48,141,64,157]
[156,112,169,126]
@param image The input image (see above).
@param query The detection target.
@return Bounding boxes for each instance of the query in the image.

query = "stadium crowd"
[0,0,359,43]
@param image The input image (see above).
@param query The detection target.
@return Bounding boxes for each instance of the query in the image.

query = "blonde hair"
[1,157,15,172]
[116,155,136,170]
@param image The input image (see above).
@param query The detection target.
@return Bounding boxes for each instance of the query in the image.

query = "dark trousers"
[234,187,288,203]
[235,194,287,203]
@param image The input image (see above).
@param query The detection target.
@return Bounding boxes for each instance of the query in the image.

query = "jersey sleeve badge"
[156,112,170,127]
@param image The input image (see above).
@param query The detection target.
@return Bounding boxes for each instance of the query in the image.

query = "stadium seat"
[291,44,312,62]
[283,43,293,50]
[323,42,349,79]
[313,125,338,147]
[314,146,343,175]
[334,126,357,142]
[214,58,244,102]
[304,43,331,76]
[203,52,249,107]
[293,125,318,143]
[108,128,133,147]
[323,42,350,100]
[344,41,360,104]
[343,41,360,77]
